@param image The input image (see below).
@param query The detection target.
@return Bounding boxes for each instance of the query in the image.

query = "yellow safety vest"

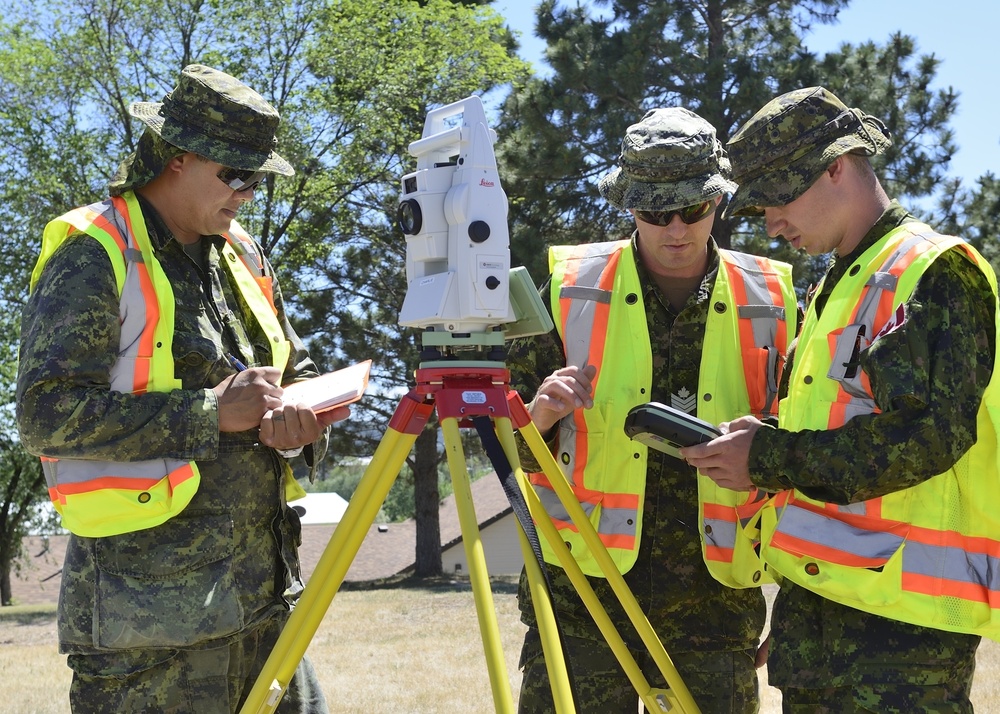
[530,240,796,580]
[760,222,1000,640]
[31,191,295,537]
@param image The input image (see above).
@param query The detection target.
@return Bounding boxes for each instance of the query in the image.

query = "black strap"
[471,416,578,707]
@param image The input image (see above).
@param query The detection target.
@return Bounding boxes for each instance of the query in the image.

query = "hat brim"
[725,131,888,218]
[130,101,294,176]
[600,169,736,212]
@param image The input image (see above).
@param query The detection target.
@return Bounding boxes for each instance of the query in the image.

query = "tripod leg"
[240,419,422,714]
[441,417,516,714]
[516,521,577,714]
[495,417,701,714]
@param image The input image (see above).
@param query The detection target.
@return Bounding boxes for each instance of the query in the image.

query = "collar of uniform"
[827,200,916,283]
[630,230,721,305]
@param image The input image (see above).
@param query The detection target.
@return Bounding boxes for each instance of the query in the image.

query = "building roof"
[12,474,514,605]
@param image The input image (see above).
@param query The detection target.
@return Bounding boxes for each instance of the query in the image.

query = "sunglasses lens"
[636,201,715,226]
[218,167,266,192]
[680,200,714,223]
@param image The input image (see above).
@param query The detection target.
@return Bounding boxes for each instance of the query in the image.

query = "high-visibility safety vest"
[760,222,1000,640]
[30,191,293,538]
[530,239,796,581]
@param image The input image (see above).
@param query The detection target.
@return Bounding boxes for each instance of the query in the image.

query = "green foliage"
[497,0,989,296]
[0,0,528,587]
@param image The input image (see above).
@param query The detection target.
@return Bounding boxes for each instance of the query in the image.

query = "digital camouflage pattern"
[109,63,293,197]
[108,130,186,197]
[598,107,737,212]
[725,86,892,217]
[518,629,758,713]
[508,237,765,713]
[67,617,328,713]
[748,202,992,703]
[16,194,328,712]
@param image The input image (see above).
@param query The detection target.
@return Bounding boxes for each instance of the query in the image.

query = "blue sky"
[496,0,998,189]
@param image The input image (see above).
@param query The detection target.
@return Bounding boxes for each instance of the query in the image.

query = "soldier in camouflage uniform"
[510,108,785,713]
[682,87,996,713]
[16,65,344,713]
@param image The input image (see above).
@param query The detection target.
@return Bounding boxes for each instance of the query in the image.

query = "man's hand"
[528,364,598,433]
[679,415,763,491]
[260,402,350,450]
[213,367,283,432]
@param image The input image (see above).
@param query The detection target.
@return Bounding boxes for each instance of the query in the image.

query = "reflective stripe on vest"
[698,250,796,587]
[33,191,291,537]
[763,223,1000,639]
[532,240,795,580]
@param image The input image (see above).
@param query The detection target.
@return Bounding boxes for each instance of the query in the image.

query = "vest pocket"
[742,346,781,417]
[766,495,909,607]
[93,511,244,648]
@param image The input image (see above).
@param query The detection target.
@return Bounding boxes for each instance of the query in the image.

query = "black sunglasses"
[217,166,267,193]
[635,200,716,226]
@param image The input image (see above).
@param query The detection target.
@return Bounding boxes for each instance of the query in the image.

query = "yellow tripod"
[240,363,701,714]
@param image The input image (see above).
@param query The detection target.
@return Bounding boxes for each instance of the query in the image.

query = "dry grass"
[1,581,998,713]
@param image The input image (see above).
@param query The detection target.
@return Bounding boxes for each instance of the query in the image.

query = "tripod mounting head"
[397,96,550,354]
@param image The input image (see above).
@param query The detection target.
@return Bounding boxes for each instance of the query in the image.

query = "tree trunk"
[412,425,442,577]
[0,552,12,606]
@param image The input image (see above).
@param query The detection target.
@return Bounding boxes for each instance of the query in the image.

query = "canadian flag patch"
[873,303,908,340]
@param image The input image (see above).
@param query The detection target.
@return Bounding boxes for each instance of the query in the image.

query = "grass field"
[1,579,997,713]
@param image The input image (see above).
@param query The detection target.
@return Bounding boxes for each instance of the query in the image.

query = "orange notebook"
[281,359,372,413]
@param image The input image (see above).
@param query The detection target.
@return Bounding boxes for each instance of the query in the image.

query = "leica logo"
[479,178,495,187]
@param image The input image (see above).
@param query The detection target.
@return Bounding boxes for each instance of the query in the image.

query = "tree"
[0,0,527,593]
[496,0,967,291]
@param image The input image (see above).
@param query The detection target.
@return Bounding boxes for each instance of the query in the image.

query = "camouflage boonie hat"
[725,86,891,217]
[127,64,294,176]
[599,107,736,212]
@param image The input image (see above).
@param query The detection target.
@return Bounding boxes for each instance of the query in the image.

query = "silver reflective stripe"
[703,517,737,551]
[111,208,147,394]
[559,285,612,303]
[905,541,1000,589]
[831,229,936,407]
[561,247,614,368]
[44,457,191,486]
[600,506,637,537]
[835,501,871,516]
[721,250,787,416]
[778,502,905,562]
[534,482,595,522]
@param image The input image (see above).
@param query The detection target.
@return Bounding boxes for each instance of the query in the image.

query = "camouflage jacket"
[749,201,994,686]
[508,235,766,654]
[16,194,325,653]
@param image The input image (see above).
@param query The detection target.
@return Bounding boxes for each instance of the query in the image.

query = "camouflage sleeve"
[507,276,564,471]
[16,235,219,461]
[749,248,996,503]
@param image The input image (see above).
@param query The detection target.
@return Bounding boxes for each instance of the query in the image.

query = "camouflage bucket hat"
[599,107,736,212]
[725,86,891,217]
[128,64,294,176]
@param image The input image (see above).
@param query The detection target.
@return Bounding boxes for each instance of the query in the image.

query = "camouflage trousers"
[517,626,759,714]
[779,682,974,714]
[66,615,328,714]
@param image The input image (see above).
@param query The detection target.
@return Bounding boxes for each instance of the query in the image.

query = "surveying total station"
[240,96,700,714]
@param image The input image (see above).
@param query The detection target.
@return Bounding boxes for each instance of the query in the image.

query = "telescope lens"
[397,199,422,235]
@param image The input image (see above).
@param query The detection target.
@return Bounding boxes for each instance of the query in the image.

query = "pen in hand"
[227,353,249,372]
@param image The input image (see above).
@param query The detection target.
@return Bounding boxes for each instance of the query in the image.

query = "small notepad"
[281,359,372,413]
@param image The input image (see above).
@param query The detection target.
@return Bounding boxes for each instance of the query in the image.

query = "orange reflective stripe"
[256,275,276,314]
[587,248,619,388]
[726,258,758,364]
[53,475,167,495]
[599,491,640,510]
[86,208,128,254]
[760,259,789,352]
[770,530,893,568]
[703,502,738,523]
